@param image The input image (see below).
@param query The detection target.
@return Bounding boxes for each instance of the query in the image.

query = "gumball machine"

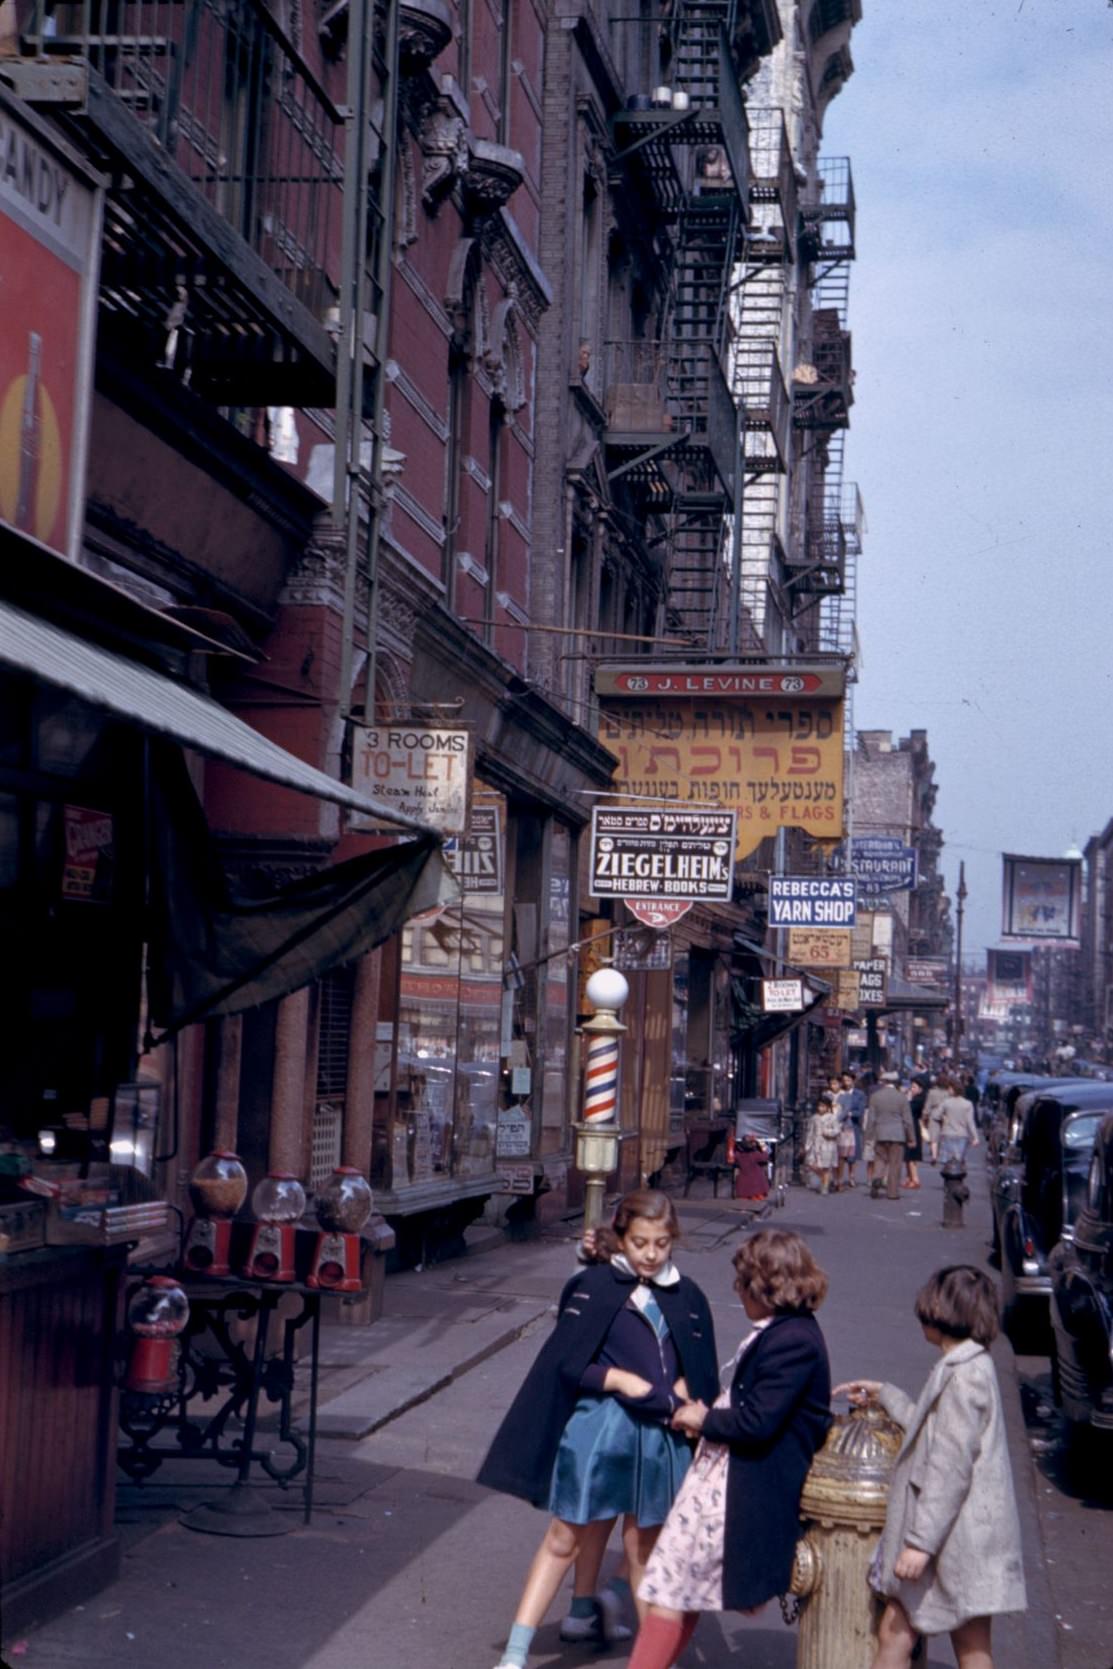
[307,1166,373,1292]
[184,1151,248,1275]
[126,1275,190,1393]
[244,1172,306,1281]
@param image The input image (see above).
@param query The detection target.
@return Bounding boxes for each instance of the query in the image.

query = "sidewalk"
[8,1166,1058,1669]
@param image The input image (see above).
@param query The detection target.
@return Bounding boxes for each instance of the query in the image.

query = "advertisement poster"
[61,804,114,901]
[0,91,102,559]
[1001,854,1081,941]
[987,948,1032,1007]
[596,662,845,861]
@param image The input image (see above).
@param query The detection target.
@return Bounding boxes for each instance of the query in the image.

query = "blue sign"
[768,876,857,927]
[849,837,918,895]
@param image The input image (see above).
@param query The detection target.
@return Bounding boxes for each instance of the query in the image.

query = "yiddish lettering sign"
[589,808,735,901]
[849,836,918,895]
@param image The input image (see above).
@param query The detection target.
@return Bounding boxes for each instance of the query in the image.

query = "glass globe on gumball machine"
[183,1151,248,1275]
[244,1173,306,1281]
[307,1167,372,1292]
[126,1275,190,1394]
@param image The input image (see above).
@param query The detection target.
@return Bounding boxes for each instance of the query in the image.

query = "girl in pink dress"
[627,1229,832,1669]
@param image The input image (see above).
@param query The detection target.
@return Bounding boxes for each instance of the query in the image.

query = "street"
[13,1154,1098,1669]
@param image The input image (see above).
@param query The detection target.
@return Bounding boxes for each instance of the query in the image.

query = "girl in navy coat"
[478,1190,718,1669]
[630,1228,832,1669]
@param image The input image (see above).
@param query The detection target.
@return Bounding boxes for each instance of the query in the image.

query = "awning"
[873,976,950,1016]
[0,599,435,835]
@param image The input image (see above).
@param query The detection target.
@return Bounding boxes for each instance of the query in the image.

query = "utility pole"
[952,860,967,1057]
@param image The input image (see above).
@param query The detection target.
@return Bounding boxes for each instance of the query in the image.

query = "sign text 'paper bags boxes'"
[594,663,846,862]
[787,927,852,968]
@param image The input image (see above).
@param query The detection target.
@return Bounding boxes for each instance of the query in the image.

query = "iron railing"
[730,337,789,471]
[22,0,344,313]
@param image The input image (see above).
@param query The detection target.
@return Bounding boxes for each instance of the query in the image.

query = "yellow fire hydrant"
[788,1402,903,1669]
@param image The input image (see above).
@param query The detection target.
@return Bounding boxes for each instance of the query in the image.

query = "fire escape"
[785,155,858,642]
[729,105,794,649]
[5,0,344,407]
[606,2,756,652]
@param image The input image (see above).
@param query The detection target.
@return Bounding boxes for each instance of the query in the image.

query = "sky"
[819,0,1113,955]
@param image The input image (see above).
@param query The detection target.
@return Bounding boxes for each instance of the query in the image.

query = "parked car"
[990,1081,1113,1341]
[986,1073,1080,1169]
[1049,1112,1113,1432]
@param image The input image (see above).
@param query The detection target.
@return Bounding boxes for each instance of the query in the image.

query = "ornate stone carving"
[279,526,348,610]
[398,0,452,72]
[463,137,527,212]
[419,96,469,207]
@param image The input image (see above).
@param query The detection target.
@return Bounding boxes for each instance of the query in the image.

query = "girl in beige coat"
[835,1266,1026,1669]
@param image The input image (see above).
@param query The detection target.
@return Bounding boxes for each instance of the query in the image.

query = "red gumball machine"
[126,1275,190,1394]
[244,1173,306,1282]
[307,1167,373,1292]
[184,1151,248,1275]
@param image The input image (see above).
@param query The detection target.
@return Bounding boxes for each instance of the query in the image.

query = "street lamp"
[572,965,629,1233]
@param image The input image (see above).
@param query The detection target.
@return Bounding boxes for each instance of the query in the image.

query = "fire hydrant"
[941,1158,969,1229]
[788,1402,903,1669]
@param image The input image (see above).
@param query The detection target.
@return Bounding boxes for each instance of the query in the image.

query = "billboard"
[0,91,103,560]
[596,662,845,861]
[1001,854,1082,941]
[987,948,1032,1007]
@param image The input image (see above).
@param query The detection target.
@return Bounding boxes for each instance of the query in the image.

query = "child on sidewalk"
[477,1190,719,1669]
[834,1264,1027,1669]
[627,1228,832,1669]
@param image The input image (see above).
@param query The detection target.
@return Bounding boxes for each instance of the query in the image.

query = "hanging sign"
[769,876,856,927]
[853,957,889,1007]
[833,968,861,1011]
[596,662,845,861]
[627,900,692,929]
[1001,854,1081,941]
[350,725,470,833]
[443,802,503,894]
[987,948,1032,1007]
[906,956,949,992]
[849,836,918,895]
[589,807,736,901]
[61,805,114,901]
[787,927,852,968]
[762,978,805,1013]
[613,927,673,972]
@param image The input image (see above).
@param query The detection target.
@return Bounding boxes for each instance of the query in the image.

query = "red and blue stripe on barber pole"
[583,1033,620,1124]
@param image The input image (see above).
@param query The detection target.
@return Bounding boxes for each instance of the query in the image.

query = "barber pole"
[573,966,629,1232]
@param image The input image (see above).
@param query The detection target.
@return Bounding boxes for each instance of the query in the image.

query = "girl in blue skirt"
[478,1189,718,1669]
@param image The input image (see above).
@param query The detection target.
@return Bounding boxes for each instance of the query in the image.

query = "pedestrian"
[626,1229,832,1669]
[842,1069,866,1172]
[478,1189,719,1669]
[903,1079,924,1190]
[834,1265,1026,1669]
[809,1092,841,1194]
[922,1076,947,1163]
[865,1072,915,1200]
[937,1083,980,1165]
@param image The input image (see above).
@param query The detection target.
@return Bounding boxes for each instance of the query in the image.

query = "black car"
[990,1082,1113,1339]
[985,1073,1081,1170]
[1049,1112,1113,1432]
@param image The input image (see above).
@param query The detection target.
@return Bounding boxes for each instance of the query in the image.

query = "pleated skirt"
[547,1395,691,1528]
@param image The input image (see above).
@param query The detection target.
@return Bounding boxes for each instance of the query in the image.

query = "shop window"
[312,967,351,1188]
[540,822,574,1152]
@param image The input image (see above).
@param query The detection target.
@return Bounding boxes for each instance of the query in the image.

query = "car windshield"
[1063,1112,1104,1154]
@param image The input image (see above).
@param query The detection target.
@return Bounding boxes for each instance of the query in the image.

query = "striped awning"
[0,598,435,835]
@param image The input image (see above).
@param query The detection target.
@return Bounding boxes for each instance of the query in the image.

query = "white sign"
[350,725,470,833]
[762,978,805,1013]
[495,1106,532,1158]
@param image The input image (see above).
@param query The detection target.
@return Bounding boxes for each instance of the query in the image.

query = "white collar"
[611,1253,680,1288]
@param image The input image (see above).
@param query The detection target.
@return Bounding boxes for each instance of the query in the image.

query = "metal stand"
[119,1277,322,1535]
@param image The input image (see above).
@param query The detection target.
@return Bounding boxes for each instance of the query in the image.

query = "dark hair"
[592,1189,680,1262]
[816,1092,834,1108]
[914,1265,998,1345]
[733,1228,828,1314]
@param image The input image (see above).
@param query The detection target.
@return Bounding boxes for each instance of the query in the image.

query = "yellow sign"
[599,698,844,861]
[833,969,861,1011]
[788,927,852,968]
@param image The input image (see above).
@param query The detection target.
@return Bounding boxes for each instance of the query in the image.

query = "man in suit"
[865,1071,916,1200]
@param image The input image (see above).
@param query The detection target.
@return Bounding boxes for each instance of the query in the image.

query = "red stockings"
[626,1610,699,1669]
